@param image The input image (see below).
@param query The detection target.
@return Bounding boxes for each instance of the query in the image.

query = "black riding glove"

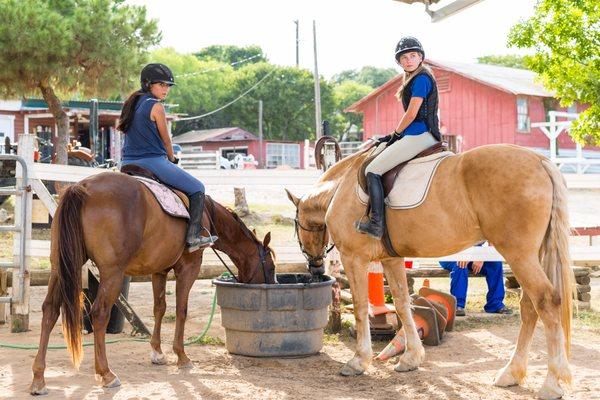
[170,156,179,165]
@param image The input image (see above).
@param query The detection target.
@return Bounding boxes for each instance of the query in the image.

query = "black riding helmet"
[140,63,176,92]
[394,36,425,63]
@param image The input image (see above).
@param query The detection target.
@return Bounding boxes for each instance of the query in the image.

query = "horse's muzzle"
[308,261,325,276]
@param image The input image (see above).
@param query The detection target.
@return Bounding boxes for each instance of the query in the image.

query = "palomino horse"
[30,172,276,395]
[286,140,575,400]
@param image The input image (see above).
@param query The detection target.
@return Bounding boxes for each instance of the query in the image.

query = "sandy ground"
[1,280,600,400]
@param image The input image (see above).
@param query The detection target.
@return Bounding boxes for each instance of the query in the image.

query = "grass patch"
[323,319,354,343]
[187,334,224,346]
[163,313,176,323]
[574,309,600,333]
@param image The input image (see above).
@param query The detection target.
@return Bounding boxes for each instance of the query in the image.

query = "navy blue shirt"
[122,94,167,160]
[402,74,432,136]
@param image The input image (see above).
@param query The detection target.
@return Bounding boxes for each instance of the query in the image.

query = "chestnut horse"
[30,172,276,395]
[286,141,575,399]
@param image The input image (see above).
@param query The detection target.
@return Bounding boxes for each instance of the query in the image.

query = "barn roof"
[345,60,554,112]
[173,127,258,144]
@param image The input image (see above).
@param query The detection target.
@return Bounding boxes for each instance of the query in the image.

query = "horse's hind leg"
[30,271,61,395]
[173,261,201,368]
[494,291,537,387]
[381,258,425,372]
[150,272,168,365]
[91,272,125,388]
[500,256,570,400]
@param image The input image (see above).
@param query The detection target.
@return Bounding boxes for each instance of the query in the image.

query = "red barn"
[346,60,590,154]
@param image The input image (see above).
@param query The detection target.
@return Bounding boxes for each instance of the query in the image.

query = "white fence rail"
[179,151,220,170]
[339,141,363,158]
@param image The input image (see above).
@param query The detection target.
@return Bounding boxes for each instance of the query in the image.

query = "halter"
[293,209,334,268]
[205,196,270,283]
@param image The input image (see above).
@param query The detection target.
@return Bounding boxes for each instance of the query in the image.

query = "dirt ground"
[1,279,600,400]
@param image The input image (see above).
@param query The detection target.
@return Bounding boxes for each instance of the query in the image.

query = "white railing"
[179,151,220,170]
[339,141,363,158]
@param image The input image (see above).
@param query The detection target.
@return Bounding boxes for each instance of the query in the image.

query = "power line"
[175,54,264,79]
[178,69,276,121]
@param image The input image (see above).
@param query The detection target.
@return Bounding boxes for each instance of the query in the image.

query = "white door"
[0,115,15,153]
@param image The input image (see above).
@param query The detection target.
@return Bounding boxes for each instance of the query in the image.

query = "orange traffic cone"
[368,262,395,317]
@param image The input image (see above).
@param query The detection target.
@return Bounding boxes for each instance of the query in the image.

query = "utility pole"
[258,100,263,168]
[313,20,322,139]
[294,20,299,67]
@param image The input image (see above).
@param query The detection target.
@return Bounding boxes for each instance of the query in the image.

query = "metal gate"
[0,154,28,305]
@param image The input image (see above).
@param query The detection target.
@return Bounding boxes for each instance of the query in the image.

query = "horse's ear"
[285,188,300,207]
[252,228,257,236]
[263,231,271,247]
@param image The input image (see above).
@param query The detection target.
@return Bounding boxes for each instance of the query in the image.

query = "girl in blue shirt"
[356,37,441,239]
[118,63,217,252]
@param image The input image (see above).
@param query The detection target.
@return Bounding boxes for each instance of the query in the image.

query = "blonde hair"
[394,64,432,101]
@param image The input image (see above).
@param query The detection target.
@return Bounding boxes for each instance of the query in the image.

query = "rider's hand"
[169,156,179,164]
[377,134,393,143]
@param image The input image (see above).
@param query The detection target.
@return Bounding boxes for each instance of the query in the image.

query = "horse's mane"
[207,196,276,259]
[305,147,371,211]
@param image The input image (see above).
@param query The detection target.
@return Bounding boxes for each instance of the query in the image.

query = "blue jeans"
[439,261,506,312]
[121,156,205,196]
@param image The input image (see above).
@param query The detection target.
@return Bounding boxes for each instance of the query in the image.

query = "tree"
[194,45,267,67]
[151,48,235,134]
[224,63,334,141]
[0,0,160,163]
[477,55,527,69]
[331,66,397,88]
[509,0,600,144]
[331,81,373,139]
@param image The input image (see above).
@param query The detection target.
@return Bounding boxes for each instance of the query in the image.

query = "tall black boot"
[355,172,384,239]
[186,192,218,253]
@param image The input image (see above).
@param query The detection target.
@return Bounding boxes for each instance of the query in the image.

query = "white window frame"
[0,114,16,152]
[516,97,530,133]
[266,142,300,169]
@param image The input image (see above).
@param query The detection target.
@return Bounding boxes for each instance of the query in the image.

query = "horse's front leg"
[339,254,372,376]
[150,271,168,365]
[381,258,425,371]
[173,261,201,368]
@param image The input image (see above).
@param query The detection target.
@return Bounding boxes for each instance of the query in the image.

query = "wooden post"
[0,269,7,324]
[11,134,33,332]
[234,187,250,217]
[326,247,342,333]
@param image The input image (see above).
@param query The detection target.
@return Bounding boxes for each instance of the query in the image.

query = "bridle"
[293,209,334,268]
[205,196,271,283]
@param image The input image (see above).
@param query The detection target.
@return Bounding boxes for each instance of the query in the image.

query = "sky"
[128,0,537,78]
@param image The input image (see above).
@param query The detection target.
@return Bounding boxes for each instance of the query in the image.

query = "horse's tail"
[540,160,575,356]
[56,184,89,369]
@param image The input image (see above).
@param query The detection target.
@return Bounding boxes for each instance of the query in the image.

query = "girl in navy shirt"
[118,63,217,252]
[356,37,441,239]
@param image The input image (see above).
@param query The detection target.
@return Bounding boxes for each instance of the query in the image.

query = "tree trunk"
[234,187,250,217]
[38,81,69,165]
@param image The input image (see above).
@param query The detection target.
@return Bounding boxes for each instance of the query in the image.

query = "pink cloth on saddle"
[133,176,189,219]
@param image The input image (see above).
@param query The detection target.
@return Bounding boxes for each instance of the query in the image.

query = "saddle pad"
[357,151,453,209]
[133,176,189,219]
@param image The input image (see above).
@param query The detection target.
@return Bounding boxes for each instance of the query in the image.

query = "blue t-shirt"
[122,94,168,160]
[402,74,432,136]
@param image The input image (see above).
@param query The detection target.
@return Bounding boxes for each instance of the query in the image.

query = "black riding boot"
[186,192,218,252]
[355,172,384,239]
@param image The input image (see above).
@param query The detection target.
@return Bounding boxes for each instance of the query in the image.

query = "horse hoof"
[494,368,519,387]
[538,378,564,400]
[29,382,48,396]
[151,351,167,365]
[394,350,424,372]
[394,363,418,372]
[103,376,121,388]
[340,360,365,376]
[177,361,194,370]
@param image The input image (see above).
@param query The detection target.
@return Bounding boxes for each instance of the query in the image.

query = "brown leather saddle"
[358,142,447,197]
[120,164,189,208]
[357,141,448,258]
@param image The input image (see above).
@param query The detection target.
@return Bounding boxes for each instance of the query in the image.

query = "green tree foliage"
[151,48,235,133]
[0,0,160,163]
[477,55,527,69]
[194,45,267,67]
[331,66,397,88]
[331,81,373,139]
[223,63,334,141]
[509,0,600,144]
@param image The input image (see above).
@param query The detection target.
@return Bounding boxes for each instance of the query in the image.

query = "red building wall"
[359,67,591,153]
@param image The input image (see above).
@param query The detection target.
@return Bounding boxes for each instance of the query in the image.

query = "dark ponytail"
[117,90,146,133]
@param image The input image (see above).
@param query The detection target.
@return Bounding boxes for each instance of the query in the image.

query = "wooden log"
[233,187,249,217]
[340,289,353,304]
[505,276,520,289]
[576,275,591,285]
[576,284,591,294]
[578,301,591,310]
[578,293,591,302]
